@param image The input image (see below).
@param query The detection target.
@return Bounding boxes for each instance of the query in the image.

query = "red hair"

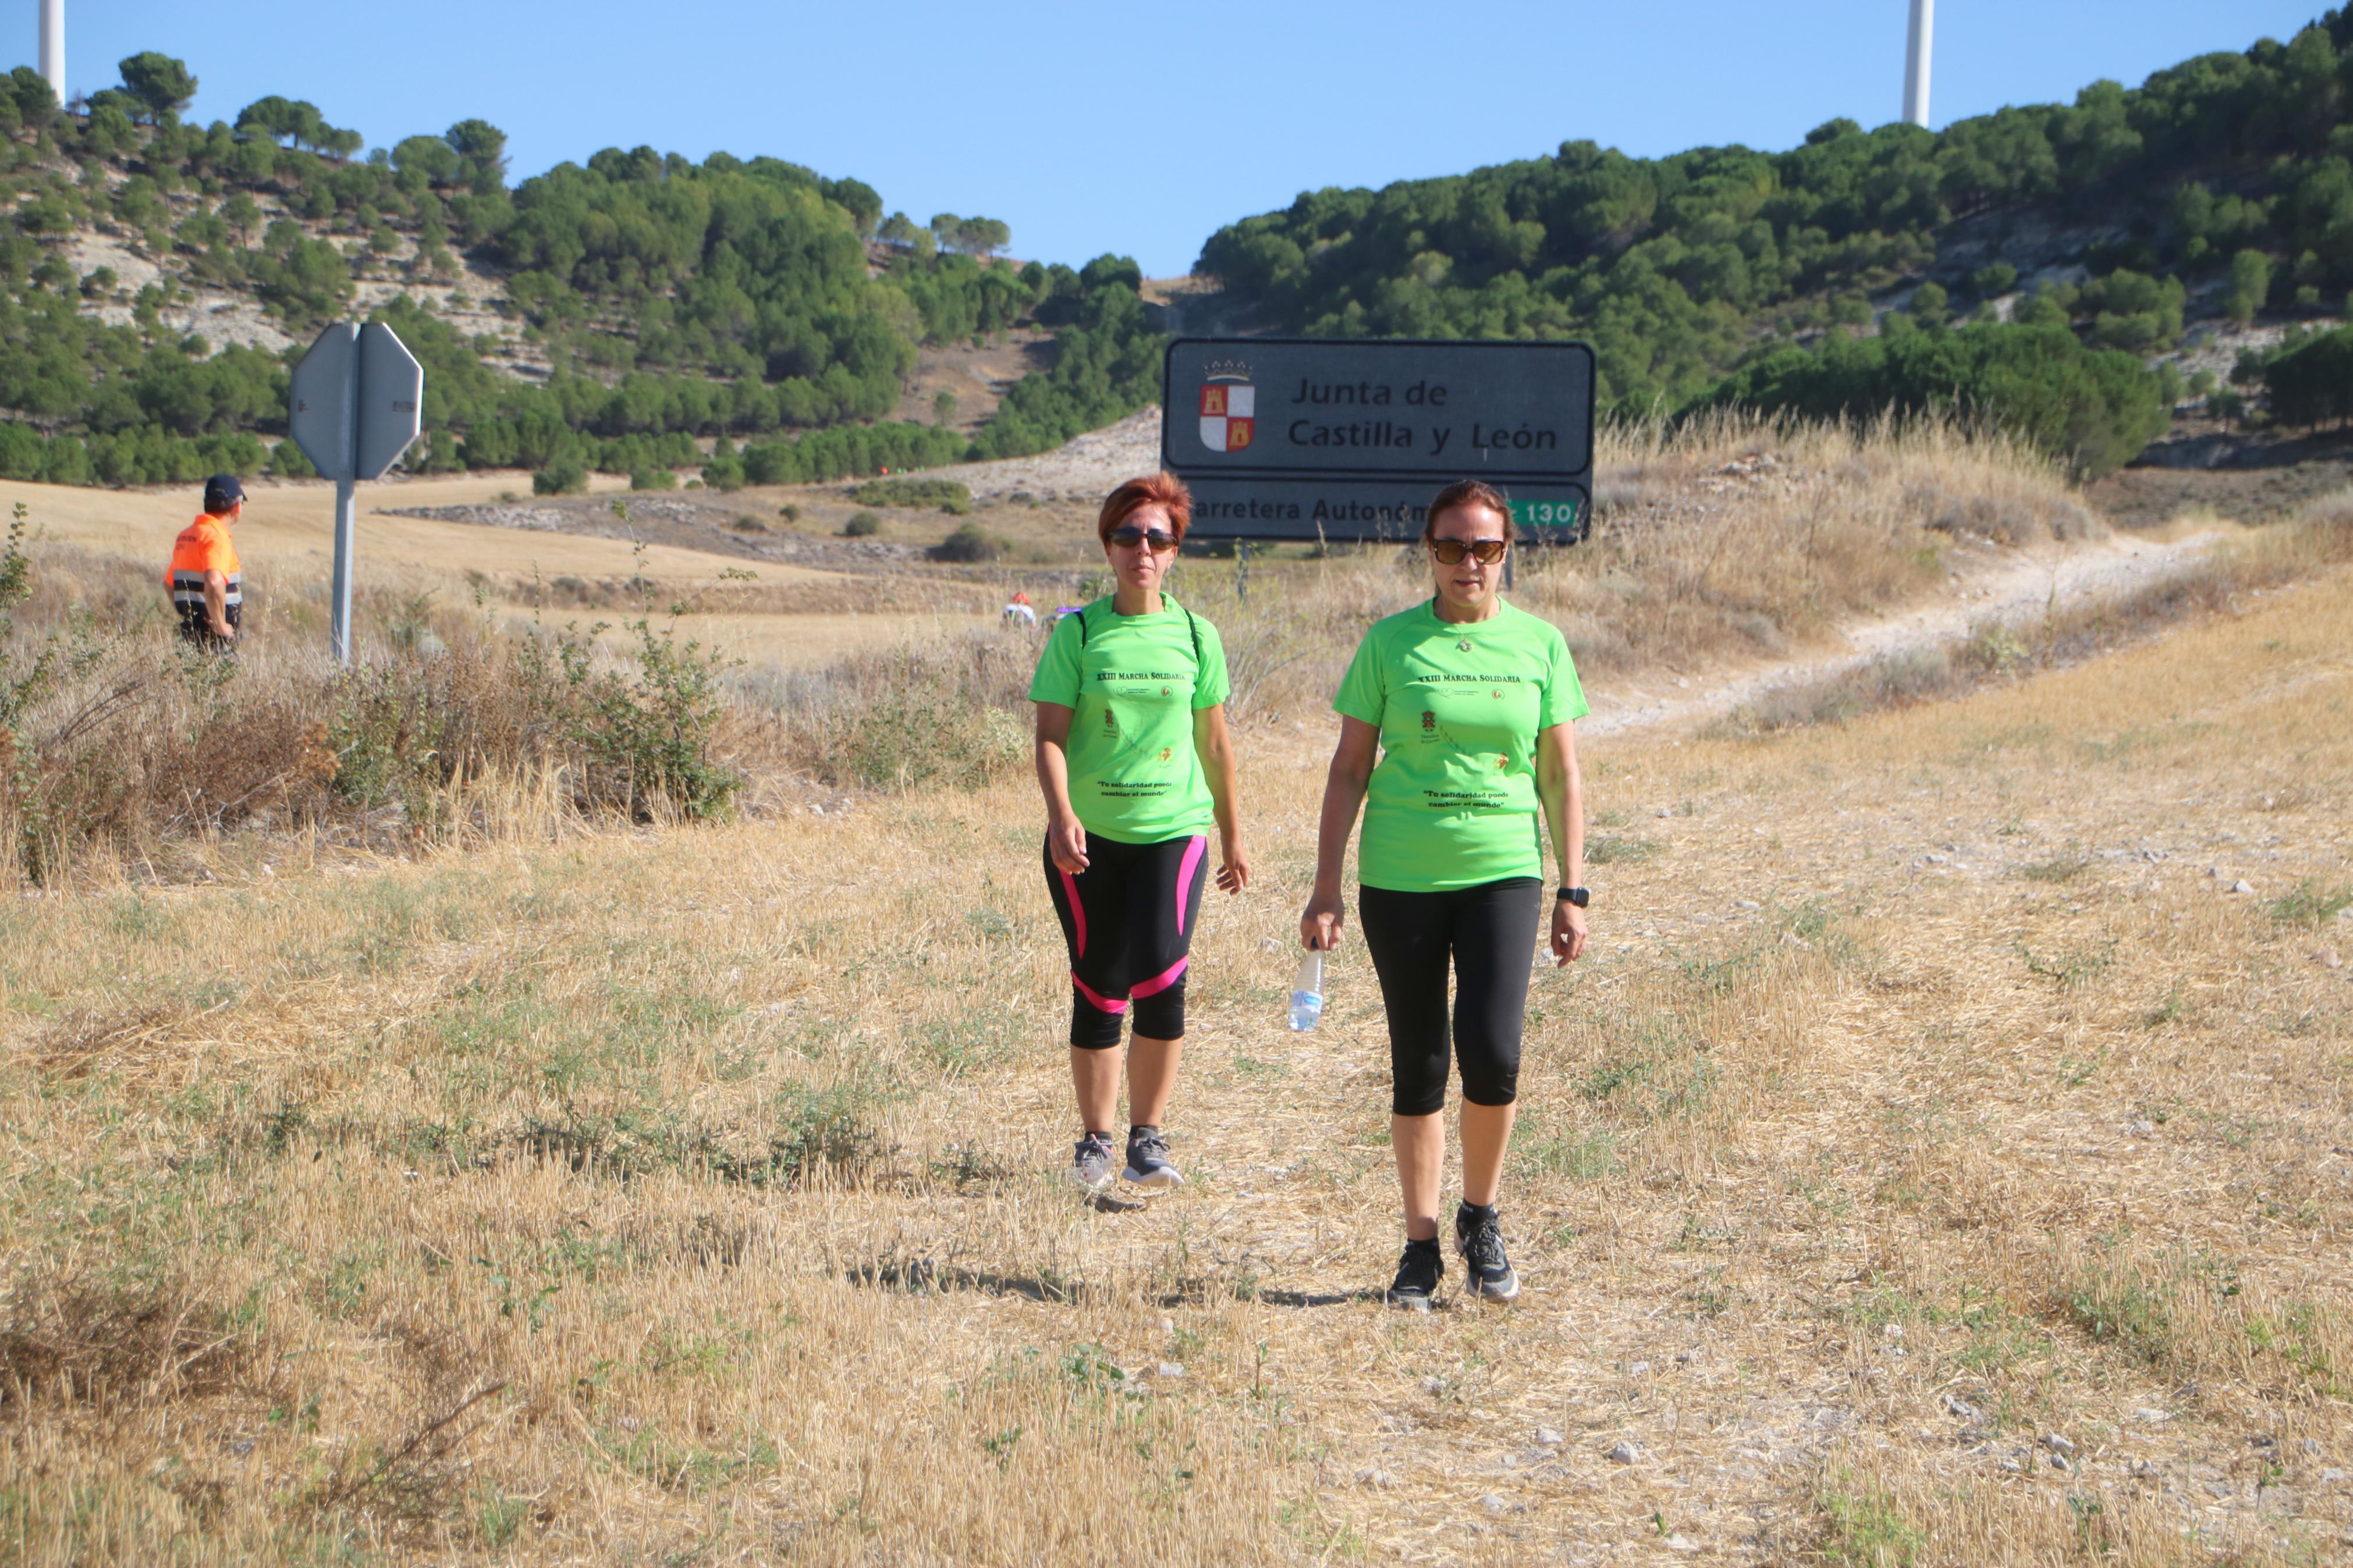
[1424,478,1513,542]
[1098,473,1193,545]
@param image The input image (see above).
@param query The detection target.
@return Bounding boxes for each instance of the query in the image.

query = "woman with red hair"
[1031,474,1251,1193]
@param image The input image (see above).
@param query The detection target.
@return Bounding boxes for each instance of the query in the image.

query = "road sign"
[289,323,357,479]
[1162,337,1596,543]
[354,324,424,479]
[289,322,425,663]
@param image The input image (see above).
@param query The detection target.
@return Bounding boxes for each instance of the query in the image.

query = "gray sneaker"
[1069,1133,1117,1193]
[1456,1202,1520,1302]
[1122,1125,1184,1189]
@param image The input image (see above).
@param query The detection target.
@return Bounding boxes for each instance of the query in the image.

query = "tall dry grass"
[0,411,2107,884]
[1178,408,2095,719]
[1718,485,2353,734]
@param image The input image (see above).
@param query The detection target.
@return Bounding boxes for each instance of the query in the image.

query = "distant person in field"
[1003,589,1037,628]
[1299,479,1590,1310]
[1031,474,1250,1194]
[168,474,245,651]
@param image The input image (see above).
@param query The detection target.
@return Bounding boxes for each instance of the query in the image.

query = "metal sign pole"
[331,476,357,664]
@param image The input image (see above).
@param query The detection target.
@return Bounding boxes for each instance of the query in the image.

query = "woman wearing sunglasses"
[1300,479,1589,1309]
[1031,474,1250,1193]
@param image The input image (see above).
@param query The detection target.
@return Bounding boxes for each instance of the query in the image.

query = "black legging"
[1358,879,1543,1116]
[1044,830,1210,1050]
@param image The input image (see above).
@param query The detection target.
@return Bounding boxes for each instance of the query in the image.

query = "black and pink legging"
[1044,830,1210,1050]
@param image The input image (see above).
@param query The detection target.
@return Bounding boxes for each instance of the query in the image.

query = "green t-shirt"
[1333,598,1589,893]
[1029,594,1231,844]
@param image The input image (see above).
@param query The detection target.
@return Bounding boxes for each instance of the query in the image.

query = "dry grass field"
[3,426,2350,1564]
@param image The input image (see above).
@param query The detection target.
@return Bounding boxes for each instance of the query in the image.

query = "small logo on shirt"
[1421,710,1436,732]
[1158,748,1172,762]
[1102,708,1116,731]
[1457,639,1472,652]
[1160,685,1170,695]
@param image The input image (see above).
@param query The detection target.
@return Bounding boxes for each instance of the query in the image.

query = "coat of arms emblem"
[1198,361,1255,453]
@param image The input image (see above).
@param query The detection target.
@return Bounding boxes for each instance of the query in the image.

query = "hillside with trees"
[0,52,1160,489]
[1198,11,2353,475]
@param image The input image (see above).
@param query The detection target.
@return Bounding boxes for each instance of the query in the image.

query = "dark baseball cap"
[203,474,245,513]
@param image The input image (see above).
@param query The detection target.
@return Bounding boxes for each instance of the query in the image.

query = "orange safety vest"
[167,513,240,617]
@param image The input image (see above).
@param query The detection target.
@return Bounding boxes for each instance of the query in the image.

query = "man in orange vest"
[168,475,243,650]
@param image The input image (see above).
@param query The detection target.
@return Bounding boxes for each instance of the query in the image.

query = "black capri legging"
[1359,878,1543,1117]
[1045,830,1210,1050]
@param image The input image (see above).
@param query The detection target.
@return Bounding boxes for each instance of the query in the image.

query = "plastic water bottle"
[1288,950,1325,1032]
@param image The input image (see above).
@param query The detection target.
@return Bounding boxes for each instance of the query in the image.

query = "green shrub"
[533,457,588,495]
[1698,323,2169,479]
[2253,328,2353,429]
[1970,262,2019,297]
[740,422,968,485]
[853,476,972,513]
[927,523,1001,562]
[548,618,741,821]
[628,465,677,491]
[2267,879,2353,928]
[842,511,881,538]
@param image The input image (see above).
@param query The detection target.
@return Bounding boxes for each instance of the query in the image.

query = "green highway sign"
[1163,336,1595,543]
[1507,497,1581,533]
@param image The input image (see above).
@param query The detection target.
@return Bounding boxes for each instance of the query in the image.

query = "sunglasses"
[1429,538,1509,566]
[1108,526,1179,553]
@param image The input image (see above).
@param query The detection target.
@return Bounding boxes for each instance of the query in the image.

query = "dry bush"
[0,540,755,884]
[0,1265,262,1414]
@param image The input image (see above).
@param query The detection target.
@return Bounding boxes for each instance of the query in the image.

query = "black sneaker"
[1385,1238,1443,1311]
[1122,1125,1184,1189]
[1456,1202,1520,1302]
[1069,1133,1117,1193]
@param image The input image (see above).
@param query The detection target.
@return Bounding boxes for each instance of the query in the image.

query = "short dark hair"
[1424,479,1511,541]
[1098,473,1193,545]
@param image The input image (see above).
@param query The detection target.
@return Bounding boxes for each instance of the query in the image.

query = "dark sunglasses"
[1429,538,1508,566]
[1108,526,1179,552]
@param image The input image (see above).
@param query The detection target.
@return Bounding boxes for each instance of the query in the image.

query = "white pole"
[38,0,63,106]
[1904,0,1934,127]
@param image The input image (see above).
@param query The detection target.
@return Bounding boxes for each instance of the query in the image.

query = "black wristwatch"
[1556,886,1589,908]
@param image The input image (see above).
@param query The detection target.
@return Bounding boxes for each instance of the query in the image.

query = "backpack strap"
[1073,600,1205,683]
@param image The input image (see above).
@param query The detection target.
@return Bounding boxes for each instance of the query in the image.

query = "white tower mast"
[1903,0,1934,127]
[37,0,63,106]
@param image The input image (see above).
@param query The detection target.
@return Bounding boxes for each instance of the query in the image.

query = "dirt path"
[1583,527,2231,735]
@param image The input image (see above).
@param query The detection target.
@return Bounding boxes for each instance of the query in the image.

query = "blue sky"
[27,1,2334,276]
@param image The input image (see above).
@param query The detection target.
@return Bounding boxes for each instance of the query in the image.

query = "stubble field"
[3,520,2350,1563]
